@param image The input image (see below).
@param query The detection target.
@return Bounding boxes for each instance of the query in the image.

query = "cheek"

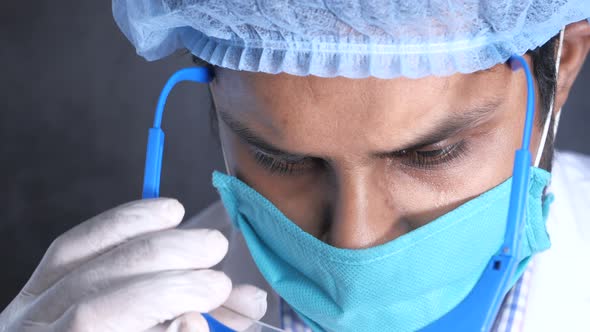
[378,124,522,228]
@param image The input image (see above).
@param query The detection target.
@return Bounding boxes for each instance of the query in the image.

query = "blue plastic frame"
[142,55,536,332]
[142,67,213,199]
[421,55,536,331]
[140,67,232,331]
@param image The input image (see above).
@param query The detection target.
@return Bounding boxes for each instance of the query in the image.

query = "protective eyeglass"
[140,50,555,332]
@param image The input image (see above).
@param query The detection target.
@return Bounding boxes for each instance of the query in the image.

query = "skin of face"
[208,21,590,250]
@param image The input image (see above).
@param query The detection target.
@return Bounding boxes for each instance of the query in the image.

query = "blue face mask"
[212,166,553,332]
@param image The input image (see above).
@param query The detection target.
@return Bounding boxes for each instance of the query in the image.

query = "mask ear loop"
[209,87,234,177]
[218,114,234,176]
[534,28,565,167]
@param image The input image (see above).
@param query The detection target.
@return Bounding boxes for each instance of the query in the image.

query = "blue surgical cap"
[112,0,590,79]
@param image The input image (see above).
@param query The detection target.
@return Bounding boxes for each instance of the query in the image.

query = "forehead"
[210,66,512,154]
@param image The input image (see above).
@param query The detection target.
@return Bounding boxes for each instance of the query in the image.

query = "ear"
[554,19,590,113]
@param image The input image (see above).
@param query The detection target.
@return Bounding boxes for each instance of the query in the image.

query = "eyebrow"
[375,98,503,156]
[218,111,304,159]
[218,98,503,160]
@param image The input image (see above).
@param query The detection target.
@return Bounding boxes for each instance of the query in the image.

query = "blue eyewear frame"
[142,55,536,332]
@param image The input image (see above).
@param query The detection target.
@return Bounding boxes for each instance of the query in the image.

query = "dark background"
[1,1,589,308]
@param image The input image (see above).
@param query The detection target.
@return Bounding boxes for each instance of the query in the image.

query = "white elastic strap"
[553,107,562,136]
[220,140,233,176]
[208,84,234,176]
[217,112,234,176]
[534,28,565,167]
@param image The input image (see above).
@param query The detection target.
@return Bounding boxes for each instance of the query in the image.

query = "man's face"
[209,57,545,249]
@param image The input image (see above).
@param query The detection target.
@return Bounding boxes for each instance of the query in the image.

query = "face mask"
[212,166,553,332]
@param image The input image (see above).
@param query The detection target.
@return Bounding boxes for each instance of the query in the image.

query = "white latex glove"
[0,198,267,332]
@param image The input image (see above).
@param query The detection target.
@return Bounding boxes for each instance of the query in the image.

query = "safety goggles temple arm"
[142,67,213,199]
[421,55,536,332]
[502,55,536,258]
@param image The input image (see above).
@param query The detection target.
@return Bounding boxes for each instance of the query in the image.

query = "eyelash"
[252,141,468,175]
[253,151,317,175]
[391,141,468,170]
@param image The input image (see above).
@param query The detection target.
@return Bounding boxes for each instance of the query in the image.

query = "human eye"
[392,140,469,170]
[252,149,318,175]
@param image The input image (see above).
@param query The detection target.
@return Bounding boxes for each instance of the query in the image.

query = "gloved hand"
[0,198,267,332]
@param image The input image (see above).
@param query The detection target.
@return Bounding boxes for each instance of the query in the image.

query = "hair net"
[113,0,590,79]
